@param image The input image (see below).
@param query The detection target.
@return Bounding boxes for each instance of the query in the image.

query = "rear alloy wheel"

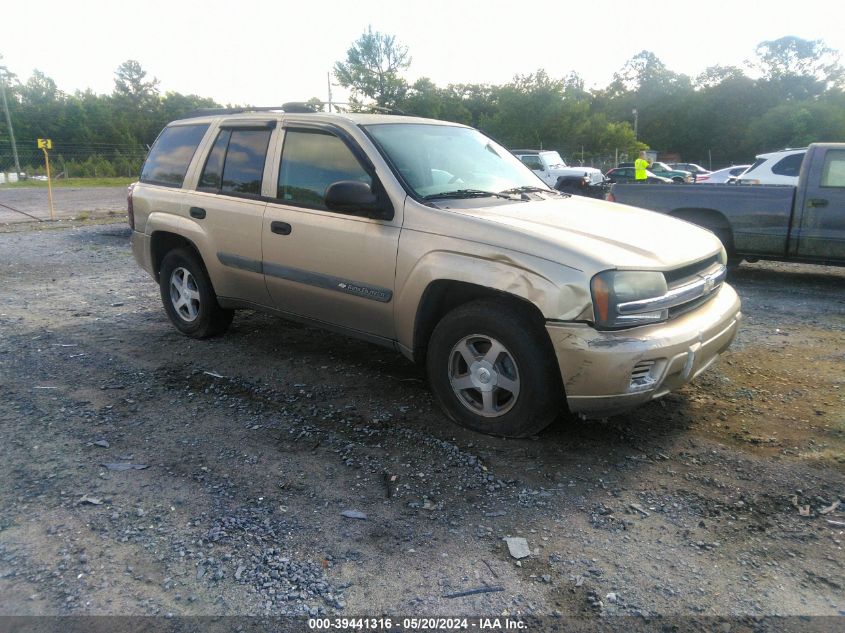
[427,300,562,437]
[159,247,233,338]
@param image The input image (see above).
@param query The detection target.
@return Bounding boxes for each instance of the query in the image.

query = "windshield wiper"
[499,186,567,197]
[423,189,520,201]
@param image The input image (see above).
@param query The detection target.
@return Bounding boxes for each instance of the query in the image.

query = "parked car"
[618,161,692,183]
[670,162,711,178]
[737,148,805,185]
[607,143,845,267]
[695,165,751,184]
[511,149,605,190]
[606,167,673,184]
[129,107,740,437]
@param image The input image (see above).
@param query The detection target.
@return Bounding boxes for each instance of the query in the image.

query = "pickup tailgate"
[608,183,796,257]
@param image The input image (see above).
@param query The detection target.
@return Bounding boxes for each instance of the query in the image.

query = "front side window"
[772,153,804,177]
[820,150,845,188]
[140,124,209,187]
[365,123,544,199]
[277,130,371,209]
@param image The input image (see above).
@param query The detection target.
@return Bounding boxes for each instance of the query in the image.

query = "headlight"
[718,246,728,266]
[591,270,668,329]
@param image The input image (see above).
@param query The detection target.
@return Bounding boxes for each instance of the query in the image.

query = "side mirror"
[325,181,393,220]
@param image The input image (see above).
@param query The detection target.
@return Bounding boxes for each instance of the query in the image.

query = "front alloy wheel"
[448,334,520,417]
[427,299,562,437]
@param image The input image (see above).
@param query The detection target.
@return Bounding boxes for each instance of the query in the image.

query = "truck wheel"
[159,247,233,338]
[426,300,562,437]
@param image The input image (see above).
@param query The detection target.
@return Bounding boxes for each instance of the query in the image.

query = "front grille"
[664,257,726,319]
[664,254,721,286]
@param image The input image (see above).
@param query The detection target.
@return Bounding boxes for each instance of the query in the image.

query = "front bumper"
[546,283,741,417]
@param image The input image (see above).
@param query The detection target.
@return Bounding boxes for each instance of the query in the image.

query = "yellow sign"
[37,138,52,150]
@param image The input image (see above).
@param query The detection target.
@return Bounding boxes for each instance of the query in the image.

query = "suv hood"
[422,195,722,272]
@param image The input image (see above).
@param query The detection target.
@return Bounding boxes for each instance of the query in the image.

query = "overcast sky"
[3,0,845,105]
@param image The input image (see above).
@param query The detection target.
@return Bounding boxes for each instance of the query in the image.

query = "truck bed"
[608,183,796,259]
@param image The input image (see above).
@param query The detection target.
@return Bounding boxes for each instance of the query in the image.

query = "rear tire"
[159,247,233,338]
[426,300,562,438]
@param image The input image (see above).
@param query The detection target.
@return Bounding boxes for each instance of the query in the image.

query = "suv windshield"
[364,123,546,199]
[540,151,567,167]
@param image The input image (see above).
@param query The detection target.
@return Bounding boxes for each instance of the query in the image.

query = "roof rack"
[181,102,405,119]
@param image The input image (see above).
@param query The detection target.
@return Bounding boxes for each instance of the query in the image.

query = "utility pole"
[327,72,333,113]
[632,108,638,141]
[0,69,22,178]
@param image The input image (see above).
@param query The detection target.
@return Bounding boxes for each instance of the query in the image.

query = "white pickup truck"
[512,149,605,189]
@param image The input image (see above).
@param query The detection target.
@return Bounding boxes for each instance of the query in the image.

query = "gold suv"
[130,107,741,437]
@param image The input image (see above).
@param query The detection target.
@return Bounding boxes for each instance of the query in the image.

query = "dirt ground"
[0,219,843,623]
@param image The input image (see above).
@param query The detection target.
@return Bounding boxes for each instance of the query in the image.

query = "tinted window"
[772,153,804,177]
[198,130,231,190]
[520,155,543,170]
[821,150,845,188]
[221,130,272,195]
[140,124,209,187]
[277,130,371,209]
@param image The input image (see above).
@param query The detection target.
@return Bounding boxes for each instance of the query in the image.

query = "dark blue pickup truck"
[607,143,845,267]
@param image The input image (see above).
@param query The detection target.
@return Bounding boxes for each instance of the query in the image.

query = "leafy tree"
[695,65,747,90]
[333,27,410,108]
[754,36,843,83]
[114,60,160,106]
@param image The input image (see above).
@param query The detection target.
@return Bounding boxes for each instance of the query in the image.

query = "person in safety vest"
[634,151,651,182]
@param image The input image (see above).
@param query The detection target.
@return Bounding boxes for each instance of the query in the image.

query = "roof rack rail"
[181,106,288,119]
[181,102,406,119]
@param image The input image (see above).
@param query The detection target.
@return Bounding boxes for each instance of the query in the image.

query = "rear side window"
[277,130,371,209]
[197,128,272,196]
[820,150,845,187]
[140,124,209,187]
[198,130,231,190]
[772,153,804,177]
[519,155,543,170]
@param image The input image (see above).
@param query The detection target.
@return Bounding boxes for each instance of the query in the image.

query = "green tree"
[113,60,160,106]
[333,27,410,108]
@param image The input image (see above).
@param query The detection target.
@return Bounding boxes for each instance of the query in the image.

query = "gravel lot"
[0,220,843,621]
[0,187,127,223]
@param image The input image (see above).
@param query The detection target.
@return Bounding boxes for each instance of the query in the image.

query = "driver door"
[261,127,401,340]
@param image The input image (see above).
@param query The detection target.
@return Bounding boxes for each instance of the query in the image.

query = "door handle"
[271,221,292,235]
[189,206,206,219]
[807,198,828,208]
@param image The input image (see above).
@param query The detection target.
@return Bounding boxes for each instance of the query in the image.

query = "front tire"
[159,247,233,338]
[426,300,562,437]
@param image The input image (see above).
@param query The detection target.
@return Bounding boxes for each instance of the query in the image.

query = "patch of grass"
[0,177,135,189]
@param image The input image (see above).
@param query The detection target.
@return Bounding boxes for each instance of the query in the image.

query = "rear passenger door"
[184,122,275,306]
[261,126,400,340]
